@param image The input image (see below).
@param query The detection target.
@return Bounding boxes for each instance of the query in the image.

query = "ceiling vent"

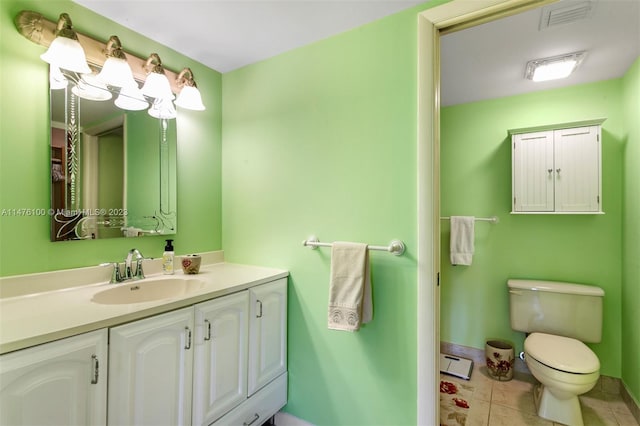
[539,1,595,30]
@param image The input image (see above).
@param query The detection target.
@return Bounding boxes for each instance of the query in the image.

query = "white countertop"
[0,261,288,354]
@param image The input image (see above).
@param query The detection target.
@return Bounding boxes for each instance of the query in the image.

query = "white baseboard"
[275,411,315,426]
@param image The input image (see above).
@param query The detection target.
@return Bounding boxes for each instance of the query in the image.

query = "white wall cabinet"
[511,119,604,214]
[0,329,108,426]
[108,306,194,426]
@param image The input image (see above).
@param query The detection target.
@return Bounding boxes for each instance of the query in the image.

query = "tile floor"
[440,365,640,426]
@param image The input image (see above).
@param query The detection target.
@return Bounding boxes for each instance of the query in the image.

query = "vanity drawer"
[211,372,287,426]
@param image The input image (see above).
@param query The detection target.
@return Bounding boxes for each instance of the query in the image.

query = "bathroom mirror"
[49,71,177,241]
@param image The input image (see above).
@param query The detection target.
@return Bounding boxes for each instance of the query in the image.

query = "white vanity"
[0,252,288,426]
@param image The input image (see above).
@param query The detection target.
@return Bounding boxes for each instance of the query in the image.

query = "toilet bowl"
[524,332,600,426]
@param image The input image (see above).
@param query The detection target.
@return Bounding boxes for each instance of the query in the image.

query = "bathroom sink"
[91,278,205,305]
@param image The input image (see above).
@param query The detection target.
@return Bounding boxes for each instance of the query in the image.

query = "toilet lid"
[525,332,600,374]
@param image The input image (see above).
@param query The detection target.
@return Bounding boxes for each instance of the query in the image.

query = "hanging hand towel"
[328,242,372,332]
[450,216,475,266]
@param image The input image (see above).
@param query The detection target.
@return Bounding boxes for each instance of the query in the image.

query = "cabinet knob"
[556,168,561,174]
[547,169,553,174]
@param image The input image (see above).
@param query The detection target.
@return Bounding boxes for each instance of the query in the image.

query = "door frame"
[416,1,556,424]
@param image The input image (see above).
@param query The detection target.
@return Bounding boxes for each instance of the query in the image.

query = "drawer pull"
[244,413,260,426]
[185,327,192,350]
[204,319,211,341]
[90,354,99,384]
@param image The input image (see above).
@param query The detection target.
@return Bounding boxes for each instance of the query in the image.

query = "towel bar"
[440,216,499,223]
[302,236,405,256]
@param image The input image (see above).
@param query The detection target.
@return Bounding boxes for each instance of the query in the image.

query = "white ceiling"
[71,0,426,73]
[72,0,639,106]
[441,0,640,106]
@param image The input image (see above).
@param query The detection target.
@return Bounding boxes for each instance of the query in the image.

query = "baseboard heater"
[439,353,473,380]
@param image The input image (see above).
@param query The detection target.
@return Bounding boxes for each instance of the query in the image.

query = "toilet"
[507,279,605,426]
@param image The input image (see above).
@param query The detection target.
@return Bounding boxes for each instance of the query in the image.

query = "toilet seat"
[525,332,600,374]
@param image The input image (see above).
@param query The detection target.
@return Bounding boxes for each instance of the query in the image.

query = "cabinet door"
[0,329,108,426]
[554,126,601,212]
[108,307,194,426]
[512,130,555,212]
[192,291,249,426]
[248,279,287,396]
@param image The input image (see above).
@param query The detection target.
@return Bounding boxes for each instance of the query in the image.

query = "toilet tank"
[507,279,604,343]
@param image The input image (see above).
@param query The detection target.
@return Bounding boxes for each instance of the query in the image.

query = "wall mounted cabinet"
[510,119,605,214]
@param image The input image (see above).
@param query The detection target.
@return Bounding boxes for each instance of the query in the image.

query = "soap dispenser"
[162,239,175,275]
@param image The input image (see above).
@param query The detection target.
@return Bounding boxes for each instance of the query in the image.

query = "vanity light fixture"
[39,13,91,74]
[141,53,175,101]
[175,68,206,111]
[96,36,138,89]
[15,10,206,120]
[525,51,587,82]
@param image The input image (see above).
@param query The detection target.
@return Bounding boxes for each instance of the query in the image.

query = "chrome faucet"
[125,248,145,281]
[101,249,145,284]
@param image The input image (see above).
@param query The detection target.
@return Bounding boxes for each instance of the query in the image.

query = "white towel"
[328,242,372,332]
[450,216,475,266]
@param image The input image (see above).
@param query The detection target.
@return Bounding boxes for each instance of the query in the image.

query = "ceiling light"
[175,68,206,111]
[525,51,586,82]
[96,36,138,89]
[40,13,91,74]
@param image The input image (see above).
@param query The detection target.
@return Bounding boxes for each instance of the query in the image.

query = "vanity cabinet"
[107,307,194,426]
[106,278,287,426]
[248,278,287,396]
[511,120,604,213]
[192,291,249,425]
[0,329,108,426]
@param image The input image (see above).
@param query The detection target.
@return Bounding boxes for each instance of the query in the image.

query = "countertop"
[0,261,288,354]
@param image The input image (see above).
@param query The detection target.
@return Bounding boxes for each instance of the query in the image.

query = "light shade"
[175,85,205,110]
[96,35,138,89]
[141,72,174,100]
[525,51,586,82]
[148,98,177,119]
[49,66,68,90]
[41,36,91,74]
[97,57,137,88]
[72,73,112,101]
[174,67,206,111]
[114,85,148,111]
[141,53,174,100]
[39,13,91,74]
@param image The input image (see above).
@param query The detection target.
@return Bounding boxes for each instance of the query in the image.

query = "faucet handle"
[134,258,145,280]
[100,262,123,283]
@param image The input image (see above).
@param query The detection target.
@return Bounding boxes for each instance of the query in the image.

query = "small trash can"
[485,340,515,381]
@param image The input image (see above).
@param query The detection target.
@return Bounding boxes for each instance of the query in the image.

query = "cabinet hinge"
[597,195,600,204]
[437,272,440,287]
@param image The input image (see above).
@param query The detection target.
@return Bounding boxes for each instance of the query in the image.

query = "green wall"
[221,5,430,425]
[440,79,627,379]
[0,0,222,276]
[622,58,640,404]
